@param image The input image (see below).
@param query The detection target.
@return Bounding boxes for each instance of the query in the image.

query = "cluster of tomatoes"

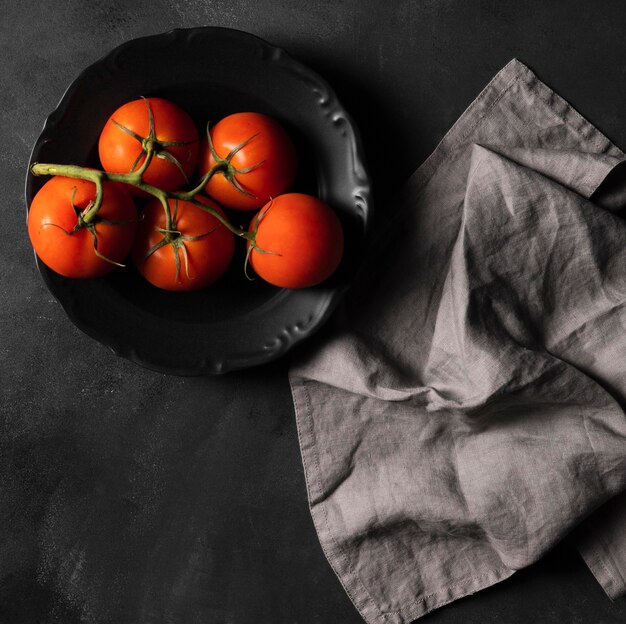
[27,97,344,290]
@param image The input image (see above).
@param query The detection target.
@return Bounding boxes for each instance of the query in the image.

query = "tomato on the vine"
[27,176,138,279]
[198,112,297,211]
[132,195,234,292]
[247,193,343,289]
[99,97,199,193]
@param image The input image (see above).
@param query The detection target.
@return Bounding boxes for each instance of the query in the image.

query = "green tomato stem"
[30,161,249,239]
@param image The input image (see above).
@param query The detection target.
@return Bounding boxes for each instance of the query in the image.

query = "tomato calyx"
[112,97,194,183]
[204,122,265,200]
[141,199,221,284]
[41,186,139,268]
[243,198,281,281]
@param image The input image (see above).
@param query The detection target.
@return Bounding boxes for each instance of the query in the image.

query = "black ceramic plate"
[25,27,371,375]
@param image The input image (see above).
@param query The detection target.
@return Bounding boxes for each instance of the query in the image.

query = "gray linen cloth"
[289,59,626,623]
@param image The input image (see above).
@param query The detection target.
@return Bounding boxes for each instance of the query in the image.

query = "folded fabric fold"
[289,59,626,623]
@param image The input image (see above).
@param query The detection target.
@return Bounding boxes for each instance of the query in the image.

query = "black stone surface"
[2,1,625,623]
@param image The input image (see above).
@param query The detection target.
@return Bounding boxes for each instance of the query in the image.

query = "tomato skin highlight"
[249,193,344,289]
[98,98,199,193]
[198,112,297,211]
[132,196,234,292]
[27,176,137,279]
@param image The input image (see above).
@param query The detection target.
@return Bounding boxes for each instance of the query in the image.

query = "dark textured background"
[2,1,626,622]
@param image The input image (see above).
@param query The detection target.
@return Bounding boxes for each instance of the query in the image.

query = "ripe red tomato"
[27,176,137,279]
[198,112,297,211]
[248,193,343,288]
[133,195,234,291]
[98,97,199,192]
